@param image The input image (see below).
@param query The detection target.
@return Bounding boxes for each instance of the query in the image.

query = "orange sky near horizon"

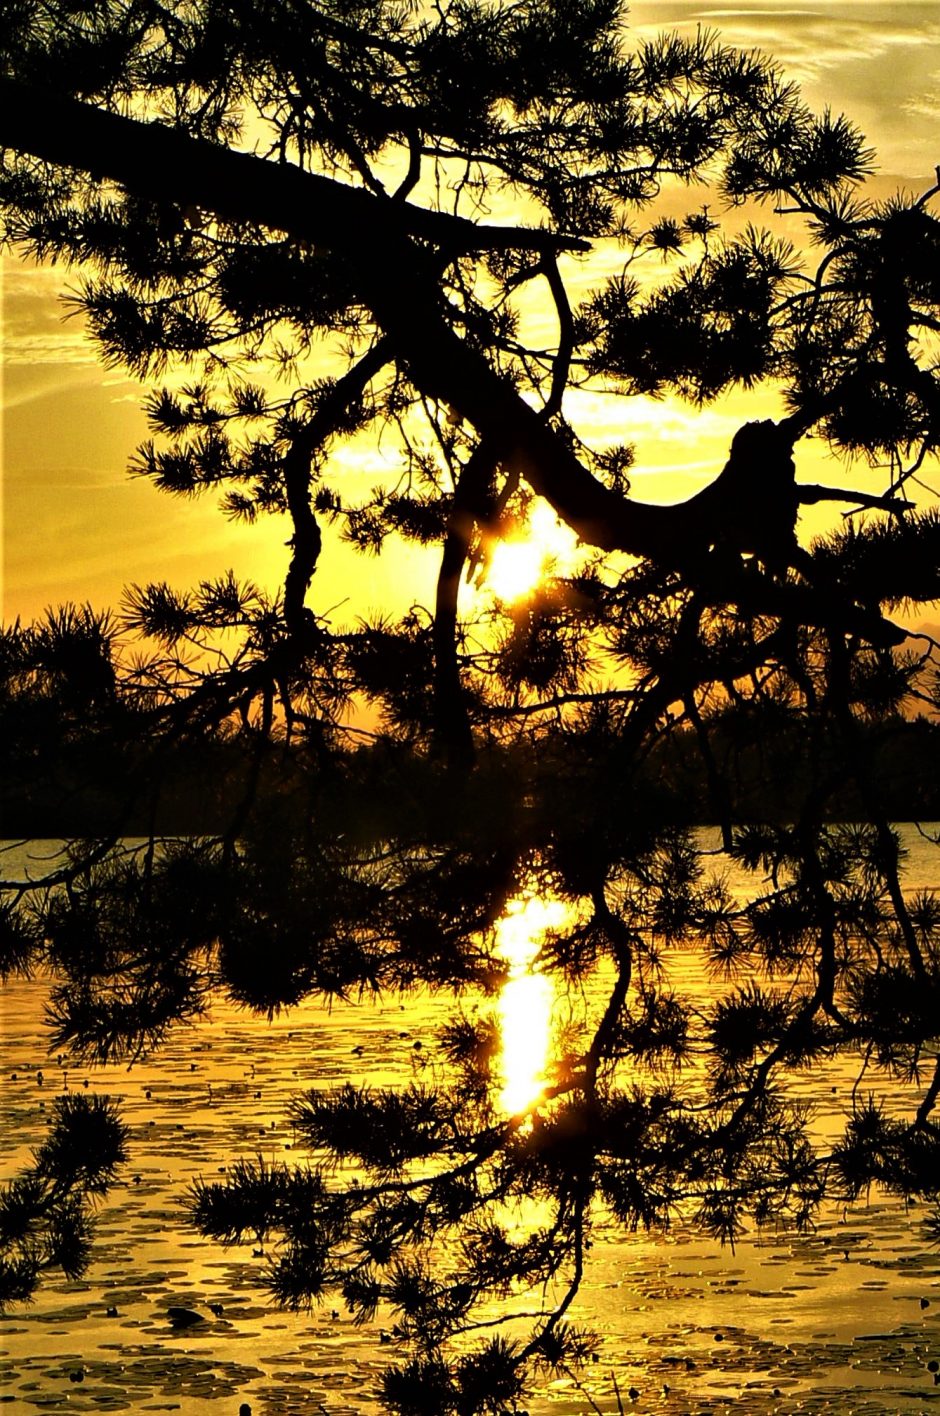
[2,0,940,633]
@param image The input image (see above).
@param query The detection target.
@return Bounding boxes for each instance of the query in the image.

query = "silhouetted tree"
[0,1094,127,1306]
[1,2,940,1410]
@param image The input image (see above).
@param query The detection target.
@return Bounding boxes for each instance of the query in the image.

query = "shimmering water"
[1,829,939,1414]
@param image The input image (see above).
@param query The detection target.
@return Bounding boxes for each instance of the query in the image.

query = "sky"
[2,0,940,629]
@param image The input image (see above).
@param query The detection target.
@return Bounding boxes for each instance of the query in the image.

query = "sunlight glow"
[487,538,546,602]
[494,894,569,1115]
[482,502,582,603]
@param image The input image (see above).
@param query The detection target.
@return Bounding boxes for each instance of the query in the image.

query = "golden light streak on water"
[494,893,570,1115]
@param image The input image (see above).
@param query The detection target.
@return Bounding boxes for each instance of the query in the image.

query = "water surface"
[1,829,939,1414]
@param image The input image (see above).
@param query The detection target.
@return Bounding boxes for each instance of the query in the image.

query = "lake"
[1,828,939,1414]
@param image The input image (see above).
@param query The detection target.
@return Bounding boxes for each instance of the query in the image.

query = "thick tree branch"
[0,79,907,648]
[0,79,746,561]
[0,79,588,257]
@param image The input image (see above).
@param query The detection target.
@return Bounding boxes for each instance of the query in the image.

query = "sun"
[479,502,582,603]
[487,538,546,602]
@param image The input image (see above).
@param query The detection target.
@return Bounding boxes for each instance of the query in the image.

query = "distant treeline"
[4,710,939,839]
[651,711,940,824]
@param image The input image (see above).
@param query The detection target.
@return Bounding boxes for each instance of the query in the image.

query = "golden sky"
[2,0,939,628]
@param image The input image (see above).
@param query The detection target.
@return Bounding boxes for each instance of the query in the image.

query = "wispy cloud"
[903,68,940,119]
[632,4,940,82]
[2,331,99,368]
[629,2,940,179]
[2,365,104,414]
[2,260,98,368]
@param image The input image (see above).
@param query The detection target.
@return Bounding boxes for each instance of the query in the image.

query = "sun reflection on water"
[494,894,570,1115]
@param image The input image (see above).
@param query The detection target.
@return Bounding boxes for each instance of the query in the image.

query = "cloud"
[903,69,940,119]
[628,2,940,183]
[2,260,98,368]
[2,331,99,368]
[632,4,940,82]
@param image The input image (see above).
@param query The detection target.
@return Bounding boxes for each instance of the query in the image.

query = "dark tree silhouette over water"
[2,1,940,1409]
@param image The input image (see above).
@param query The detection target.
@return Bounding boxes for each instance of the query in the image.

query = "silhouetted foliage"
[2,2,940,1410]
[0,1094,127,1307]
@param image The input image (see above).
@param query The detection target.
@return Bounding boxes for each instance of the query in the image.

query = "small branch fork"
[281,336,393,644]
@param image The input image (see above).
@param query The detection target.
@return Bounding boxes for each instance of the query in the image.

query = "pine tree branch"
[0,78,589,257]
[0,78,908,650]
